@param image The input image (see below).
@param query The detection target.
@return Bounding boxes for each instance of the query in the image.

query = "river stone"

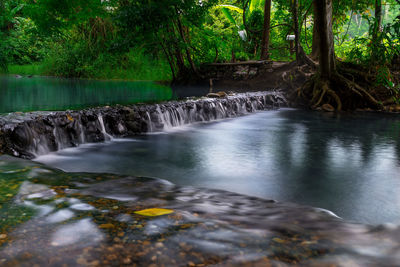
[206,93,220,98]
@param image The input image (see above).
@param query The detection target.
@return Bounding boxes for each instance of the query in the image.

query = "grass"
[4,64,45,76]
[92,60,172,81]
[1,62,172,81]
[2,50,173,82]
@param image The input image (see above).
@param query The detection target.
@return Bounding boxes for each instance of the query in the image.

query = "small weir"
[0,91,286,158]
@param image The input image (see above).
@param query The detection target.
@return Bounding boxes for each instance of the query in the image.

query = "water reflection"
[0,75,173,113]
[38,109,400,224]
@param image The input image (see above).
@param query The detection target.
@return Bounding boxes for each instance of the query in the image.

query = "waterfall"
[145,92,285,132]
[97,114,113,141]
[0,91,287,159]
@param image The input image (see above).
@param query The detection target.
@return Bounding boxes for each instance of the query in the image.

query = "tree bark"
[371,0,382,63]
[260,0,272,60]
[314,0,335,79]
[310,1,320,60]
[373,0,382,39]
[176,16,198,76]
[293,0,300,62]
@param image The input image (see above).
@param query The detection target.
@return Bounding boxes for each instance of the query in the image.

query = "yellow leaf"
[66,114,74,121]
[134,208,174,217]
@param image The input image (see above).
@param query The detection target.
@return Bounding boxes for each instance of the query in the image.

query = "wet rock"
[216,91,228,98]
[207,91,228,98]
[206,93,220,98]
[0,91,287,159]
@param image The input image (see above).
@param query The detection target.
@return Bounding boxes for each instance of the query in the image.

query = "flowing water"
[0,75,172,113]
[36,109,400,225]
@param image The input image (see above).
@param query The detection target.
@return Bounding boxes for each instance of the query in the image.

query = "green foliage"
[1,0,399,81]
[7,18,47,64]
[114,0,218,78]
[346,15,400,66]
[376,65,400,104]
[0,0,25,70]
[24,0,107,34]
[41,40,171,80]
[0,34,8,71]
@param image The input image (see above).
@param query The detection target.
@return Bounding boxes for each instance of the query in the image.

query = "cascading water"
[145,92,284,132]
[97,114,113,141]
[0,91,286,158]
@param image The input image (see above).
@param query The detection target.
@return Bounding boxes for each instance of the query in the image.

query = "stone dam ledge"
[0,91,287,159]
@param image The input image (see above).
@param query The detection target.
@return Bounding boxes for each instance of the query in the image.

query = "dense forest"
[0,0,399,109]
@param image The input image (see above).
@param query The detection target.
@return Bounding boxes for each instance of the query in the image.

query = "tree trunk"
[176,16,198,76]
[371,0,382,63]
[260,0,272,60]
[160,41,176,81]
[314,0,335,79]
[293,0,300,62]
[373,0,382,40]
[310,1,320,60]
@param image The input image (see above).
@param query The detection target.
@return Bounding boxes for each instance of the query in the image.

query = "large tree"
[260,0,272,60]
[299,0,382,111]
[310,1,320,60]
[314,0,335,79]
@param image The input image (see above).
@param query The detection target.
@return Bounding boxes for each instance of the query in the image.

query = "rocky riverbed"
[1,156,400,266]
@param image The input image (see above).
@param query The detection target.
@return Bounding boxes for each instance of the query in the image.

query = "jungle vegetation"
[0,0,399,109]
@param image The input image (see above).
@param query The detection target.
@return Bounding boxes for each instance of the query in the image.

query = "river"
[36,109,400,225]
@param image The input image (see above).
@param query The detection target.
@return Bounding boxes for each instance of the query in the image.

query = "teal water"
[0,75,173,113]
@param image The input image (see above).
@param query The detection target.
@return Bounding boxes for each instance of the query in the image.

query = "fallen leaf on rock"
[134,208,174,217]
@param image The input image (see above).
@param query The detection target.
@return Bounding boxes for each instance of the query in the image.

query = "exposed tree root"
[285,60,399,111]
[325,86,342,111]
[298,69,384,111]
[312,83,327,108]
